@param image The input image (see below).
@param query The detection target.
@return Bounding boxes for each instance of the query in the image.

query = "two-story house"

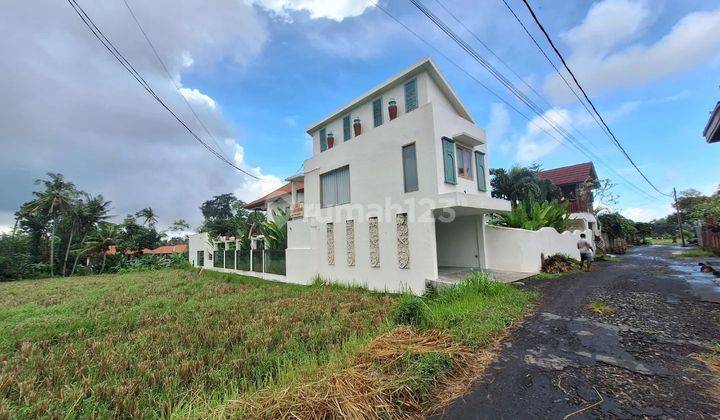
[189,58,595,293]
[283,58,510,294]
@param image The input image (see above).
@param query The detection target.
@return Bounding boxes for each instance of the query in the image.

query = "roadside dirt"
[435,245,720,419]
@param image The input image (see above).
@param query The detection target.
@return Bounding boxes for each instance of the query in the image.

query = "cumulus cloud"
[515,108,572,163]
[248,0,374,22]
[545,0,720,101]
[0,0,279,230]
[622,203,674,222]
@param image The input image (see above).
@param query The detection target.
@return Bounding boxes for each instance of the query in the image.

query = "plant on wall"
[261,208,290,250]
[494,199,569,232]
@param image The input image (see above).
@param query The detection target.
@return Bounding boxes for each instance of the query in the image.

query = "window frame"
[404,78,418,113]
[401,142,419,193]
[455,144,474,180]
[474,150,486,191]
[342,114,351,141]
[319,127,327,152]
[320,165,351,208]
[372,96,383,128]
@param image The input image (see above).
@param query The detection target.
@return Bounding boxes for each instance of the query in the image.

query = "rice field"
[0,269,397,418]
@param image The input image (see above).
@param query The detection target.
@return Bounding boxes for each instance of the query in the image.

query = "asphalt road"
[436,245,720,419]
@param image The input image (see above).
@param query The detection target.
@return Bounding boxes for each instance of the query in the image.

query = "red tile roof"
[244,182,304,210]
[106,244,188,255]
[537,162,597,186]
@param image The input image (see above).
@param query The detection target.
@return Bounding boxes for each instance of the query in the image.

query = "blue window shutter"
[404,79,418,112]
[343,115,351,141]
[475,151,486,191]
[319,128,327,152]
[373,98,383,127]
[442,137,456,184]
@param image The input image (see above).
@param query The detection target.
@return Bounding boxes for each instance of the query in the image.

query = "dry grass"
[232,326,504,419]
[587,300,614,315]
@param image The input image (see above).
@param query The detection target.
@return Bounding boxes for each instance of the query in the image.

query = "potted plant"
[353,117,361,136]
[388,98,398,120]
[327,132,335,149]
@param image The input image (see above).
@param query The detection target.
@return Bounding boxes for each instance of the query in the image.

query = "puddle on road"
[627,246,720,303]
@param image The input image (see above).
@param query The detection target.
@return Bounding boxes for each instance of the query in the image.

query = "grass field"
[0,269,531,418]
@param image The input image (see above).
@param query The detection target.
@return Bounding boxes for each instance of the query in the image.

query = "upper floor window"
[404,79,418,112]
[373,97,383,127]
[456,145,473,179]
[442,137,456,185]
[474,151,486,191]
[321,165,351,207]
[343,115,351,141]
[319,128,327,152]
[402,143,418,193]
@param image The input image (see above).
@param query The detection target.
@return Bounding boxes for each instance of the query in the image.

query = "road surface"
[437,245,720,419]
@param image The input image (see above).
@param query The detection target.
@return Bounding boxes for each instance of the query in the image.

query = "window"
[402,143,418,192]
[441,137,456,184]
[321,165,350,207]
[373,97,383,127]
[474,151,486,191]
[456,145,473,179]
[404,78,418,112]
[196,250,204,267]
[319,128,327,152]
[343,115,351,141]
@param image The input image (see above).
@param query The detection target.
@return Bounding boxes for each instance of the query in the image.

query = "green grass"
[648,237,676,245]
[0,269,396,418]
[0,269,533,419]
[671,248,717,259]
[588,300,614,315]
[422,271,533,347]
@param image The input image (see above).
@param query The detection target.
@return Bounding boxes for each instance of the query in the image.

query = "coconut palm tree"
[136,207,158,227]
[83,222,119,273]
[70,194,112,275]
[28,173,78,277]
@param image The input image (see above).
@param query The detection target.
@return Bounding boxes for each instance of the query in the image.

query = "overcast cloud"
[0,0,279,232]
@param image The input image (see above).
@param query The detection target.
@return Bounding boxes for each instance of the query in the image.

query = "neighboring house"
[244,182,304,217]
[538,162,602,239]
[189,58,593,293]
[106,243,188,255]
[703,101,720,144]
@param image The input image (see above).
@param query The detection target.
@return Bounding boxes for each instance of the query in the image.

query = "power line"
[403,0,662,201]
[66,0,279,183]
[519,0,671,197]
[429,0,660,201]
[121,0,231,161]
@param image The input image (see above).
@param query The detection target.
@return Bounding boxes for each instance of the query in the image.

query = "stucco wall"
[435,216,482,268]
[484,225,593,274]
[188,232,212,268]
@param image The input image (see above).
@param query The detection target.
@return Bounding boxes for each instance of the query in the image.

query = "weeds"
[587,300,614,315]
[671,248,718,259]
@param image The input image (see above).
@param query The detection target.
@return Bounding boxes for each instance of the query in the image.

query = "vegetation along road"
[438,244,720,419]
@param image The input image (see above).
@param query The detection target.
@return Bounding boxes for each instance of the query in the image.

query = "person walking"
[577,233,594,272]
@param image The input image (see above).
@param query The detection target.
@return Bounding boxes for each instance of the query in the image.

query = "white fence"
[485,225,593,273]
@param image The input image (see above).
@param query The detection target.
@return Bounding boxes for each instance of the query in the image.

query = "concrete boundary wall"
[485,225,593,274]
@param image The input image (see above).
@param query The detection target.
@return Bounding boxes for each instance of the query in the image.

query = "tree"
[261,208,290,249]
[199,193,265,239]
[83,222,119,273]
[490,166,560,206]
[598,213,637,240]
[117,215,163,254]
[70,194,112,275]
[25,173,79,276]
[135,207,158,227]
[169,219,190,232]
[634,222,652,242]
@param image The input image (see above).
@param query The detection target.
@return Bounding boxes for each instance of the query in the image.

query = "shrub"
[404,351,453,401]
[494,199,569,232]
[392,295,428,326]
[0,234,46,280]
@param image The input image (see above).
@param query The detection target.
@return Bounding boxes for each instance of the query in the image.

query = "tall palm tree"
[136,207,158,227]
[83,222,119,273]
[29,173,78,277]
[70,194,112,275]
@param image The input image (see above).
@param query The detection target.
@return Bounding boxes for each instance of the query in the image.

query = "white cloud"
[226,140,283,202]
[486,103,510,143]
[515,108,572,163]
[248,0,374,22]
[546,1,720,101]
[622,203,674,222]
[178,87,217,109]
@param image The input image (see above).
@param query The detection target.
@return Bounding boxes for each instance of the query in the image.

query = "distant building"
[703,101,720,144]
[106,243,187,255]
[538,162,601,238]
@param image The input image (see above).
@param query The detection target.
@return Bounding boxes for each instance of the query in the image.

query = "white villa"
[189,58,593,294]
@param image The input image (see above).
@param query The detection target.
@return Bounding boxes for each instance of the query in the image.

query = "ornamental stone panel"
[346,220,355,267]
[369,217,380,267]
[327,223,335,265]
[396,213,409,269]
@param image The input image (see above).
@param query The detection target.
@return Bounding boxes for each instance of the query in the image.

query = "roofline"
[306,57,474,134]
[702,101,720,140]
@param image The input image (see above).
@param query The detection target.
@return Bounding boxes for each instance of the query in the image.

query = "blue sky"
[2,0,719,230]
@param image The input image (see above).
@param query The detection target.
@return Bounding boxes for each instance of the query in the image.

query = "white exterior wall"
[484,225,594,274]
[435,216,483,268]
[188,232,213,268]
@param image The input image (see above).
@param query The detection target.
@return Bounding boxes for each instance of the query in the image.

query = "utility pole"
[673,187,686,247]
